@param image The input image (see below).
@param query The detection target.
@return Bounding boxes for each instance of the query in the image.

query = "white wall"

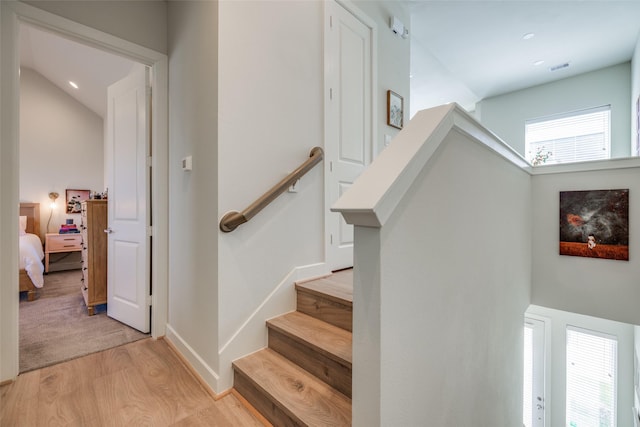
[374,133,530,426]
[335,106,532,425]
[213,0,412,392]
[531,162,640,325]
[354,0,410,155]
[22,0,167,54]
[166,0,220,387]
[632,34,640,156]
[477,63,632,158]
[216,0,325,390]
[527,305,636,427]
[20,68,104,237]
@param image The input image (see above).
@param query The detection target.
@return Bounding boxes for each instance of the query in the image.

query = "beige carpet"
[19,270,149,373]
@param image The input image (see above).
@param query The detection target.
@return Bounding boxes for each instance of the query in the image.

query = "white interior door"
[524,317,546,427]
[325,1,373,270]
[106,65,151,333]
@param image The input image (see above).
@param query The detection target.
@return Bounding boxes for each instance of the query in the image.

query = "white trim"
[332,103,531,228]
[0,1,168,382]
[0,1,22,382]
[525,312,552,427]
[215,262,330,392]
[323,0,377,270]
[530,156,640,175]
[165,325,221,387]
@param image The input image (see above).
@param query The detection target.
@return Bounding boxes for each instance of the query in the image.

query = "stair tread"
[295,270,353,306]
[268,311,352,367]
[233,348,351,426]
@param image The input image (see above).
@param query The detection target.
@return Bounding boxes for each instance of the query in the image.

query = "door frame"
[323,0,377,270]
[524,314,551,427]
[0,1,168,382]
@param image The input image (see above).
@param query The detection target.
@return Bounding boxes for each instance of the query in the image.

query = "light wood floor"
[1,338,267,426]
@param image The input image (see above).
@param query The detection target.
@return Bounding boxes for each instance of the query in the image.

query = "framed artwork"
[66,189,90,214]
[387,90,403,129]
[559,189,629,261]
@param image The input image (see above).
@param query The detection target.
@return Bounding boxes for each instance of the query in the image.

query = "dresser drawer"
[47,234,82,251]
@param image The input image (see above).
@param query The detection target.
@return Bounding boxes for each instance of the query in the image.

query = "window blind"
[566,326,617,427]
[525,106,611,165]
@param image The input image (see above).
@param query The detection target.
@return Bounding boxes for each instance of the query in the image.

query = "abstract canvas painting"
[559,189,629,261]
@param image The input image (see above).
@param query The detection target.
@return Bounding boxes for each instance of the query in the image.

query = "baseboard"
[165,324,221,393]
[217,262,329,391]
[164,263,329,394]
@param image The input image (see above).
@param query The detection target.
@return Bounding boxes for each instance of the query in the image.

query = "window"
[566,326,617,427]
[525,106,611,165]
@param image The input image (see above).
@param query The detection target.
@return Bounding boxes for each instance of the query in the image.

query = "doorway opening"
[17,22,151,373]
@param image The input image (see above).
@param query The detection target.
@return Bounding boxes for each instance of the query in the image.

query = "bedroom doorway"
[0,0,169,380]
[17,23,151,373]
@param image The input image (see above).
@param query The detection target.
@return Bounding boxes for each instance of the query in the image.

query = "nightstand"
[45,233,82,273]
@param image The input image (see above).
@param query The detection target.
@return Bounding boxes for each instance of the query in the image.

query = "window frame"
[525,105,611,166]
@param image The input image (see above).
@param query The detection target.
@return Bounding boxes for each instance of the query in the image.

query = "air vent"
[549,62,570,72]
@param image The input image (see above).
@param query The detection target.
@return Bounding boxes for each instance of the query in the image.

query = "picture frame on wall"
[559,189,629,261]
[66,189,90,214]
[387,90,404,129]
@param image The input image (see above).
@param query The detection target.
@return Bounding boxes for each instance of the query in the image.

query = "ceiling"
[19,23,136,119]
[409,0,640,115]
[18,2,640,120]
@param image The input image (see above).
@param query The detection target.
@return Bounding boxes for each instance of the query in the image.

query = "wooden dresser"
[80,200,107,315]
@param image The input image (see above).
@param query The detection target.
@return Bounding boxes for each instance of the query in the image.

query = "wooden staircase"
[233,270,353,426]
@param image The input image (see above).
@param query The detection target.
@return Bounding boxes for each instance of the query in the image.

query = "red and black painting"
[559,189,629,261]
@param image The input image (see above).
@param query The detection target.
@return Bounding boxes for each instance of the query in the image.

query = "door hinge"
[146,156,152,168]
[330,15,333,29]
[147,226,153,237]
[330,88,333,100]
[330,161,333,172]
[330,233,333,245]
[146,295,152,306]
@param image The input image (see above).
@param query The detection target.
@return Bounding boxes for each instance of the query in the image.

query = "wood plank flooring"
[1,338,267,427]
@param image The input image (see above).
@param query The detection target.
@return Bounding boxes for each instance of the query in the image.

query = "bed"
[19,203,44,301]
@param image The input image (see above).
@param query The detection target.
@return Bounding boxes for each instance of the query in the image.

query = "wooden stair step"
[233,348,352,427]
[268,311,352,397]
[295,270,352,332]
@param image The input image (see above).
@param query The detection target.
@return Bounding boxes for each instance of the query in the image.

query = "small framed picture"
[65,189,90,214]
[387,90,404,129]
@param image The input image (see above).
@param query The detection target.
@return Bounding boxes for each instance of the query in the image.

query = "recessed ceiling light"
[533,60,545,66]
[69,81,78,89]
[522,33,535,40]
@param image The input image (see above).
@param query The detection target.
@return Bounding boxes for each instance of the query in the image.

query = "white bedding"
[19,233,44,288]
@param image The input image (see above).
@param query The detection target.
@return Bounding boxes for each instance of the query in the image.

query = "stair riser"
[296,290,352,332]
[233,369,302,427]
[268,328,352,398]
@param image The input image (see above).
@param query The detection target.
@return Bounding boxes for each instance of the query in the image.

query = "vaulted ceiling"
[409,1,640,114]
[19,23,136,119]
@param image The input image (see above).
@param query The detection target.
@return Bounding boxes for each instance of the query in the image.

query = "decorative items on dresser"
[80,200,107,315]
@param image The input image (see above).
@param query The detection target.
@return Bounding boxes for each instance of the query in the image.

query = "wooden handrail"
[219,147,324,232]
